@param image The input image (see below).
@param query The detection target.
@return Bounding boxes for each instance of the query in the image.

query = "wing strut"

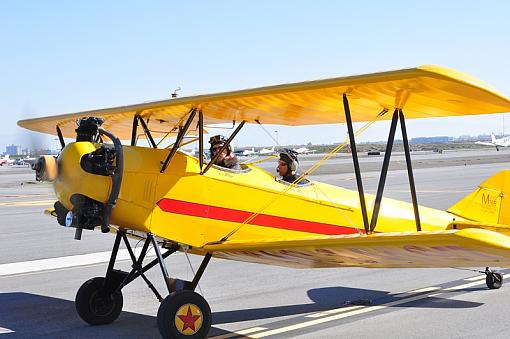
[160,108,197,173]
[137,115,157,148]
[370,109,399,231]
[399,109,421,231]
[56,125,65,149]
[370,109,421,232]
[343,94,370,234]
[198,110,204,170]
[343,96,421,233]
[130,115,138,146]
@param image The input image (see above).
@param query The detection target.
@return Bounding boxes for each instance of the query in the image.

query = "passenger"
[209,135,240,169]
[276,149,301,184]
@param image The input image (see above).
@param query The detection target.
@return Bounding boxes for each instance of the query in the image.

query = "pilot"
[276,149,301,184]
[209,135,240,169]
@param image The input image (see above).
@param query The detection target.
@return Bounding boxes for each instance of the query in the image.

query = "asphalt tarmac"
[2,148,510,338]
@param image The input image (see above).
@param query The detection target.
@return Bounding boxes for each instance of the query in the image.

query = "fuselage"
[56,142,462,248]
[495,138,510,147]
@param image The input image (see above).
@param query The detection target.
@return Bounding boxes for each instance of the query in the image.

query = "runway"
[1,148,510,338]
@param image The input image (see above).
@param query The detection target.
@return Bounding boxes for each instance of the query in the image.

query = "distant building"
[35,149,59,156]
[6,144,21,156]
[410,136,452,143]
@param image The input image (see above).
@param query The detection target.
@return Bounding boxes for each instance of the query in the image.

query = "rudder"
[448,170,510,225]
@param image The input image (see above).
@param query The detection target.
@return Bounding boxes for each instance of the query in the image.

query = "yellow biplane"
[18,65,510,338]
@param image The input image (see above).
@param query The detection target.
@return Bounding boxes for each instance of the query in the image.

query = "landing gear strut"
[484,267,503,289]
[75,230,213,338]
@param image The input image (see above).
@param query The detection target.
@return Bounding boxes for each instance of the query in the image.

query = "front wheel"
[75,277,123,325]
[157,290,211,339]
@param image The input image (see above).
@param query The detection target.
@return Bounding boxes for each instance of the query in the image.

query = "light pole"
[274,130,279,147]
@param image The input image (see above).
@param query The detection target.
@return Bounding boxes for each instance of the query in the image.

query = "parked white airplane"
[259,146,276,155]
[0,155,14,166]
[181,148,198,156]
[242,147,257,156]
[476,133,510,151]
[14,155,38,166]
[293,147,315,154]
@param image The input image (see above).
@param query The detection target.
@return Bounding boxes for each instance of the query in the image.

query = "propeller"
[32,155,58,181]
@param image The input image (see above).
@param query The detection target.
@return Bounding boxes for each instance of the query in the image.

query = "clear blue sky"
[2,1,510,150]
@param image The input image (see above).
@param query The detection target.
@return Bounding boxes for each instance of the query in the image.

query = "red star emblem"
[177,306,201,332]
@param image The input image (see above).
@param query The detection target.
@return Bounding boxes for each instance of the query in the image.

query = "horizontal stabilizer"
[451,220,510,236]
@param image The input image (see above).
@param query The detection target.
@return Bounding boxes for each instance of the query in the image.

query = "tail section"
[492,132,497,143]
[448,170,510,225]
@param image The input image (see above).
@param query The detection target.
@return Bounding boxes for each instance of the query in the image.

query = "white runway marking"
[464,275,487,281]
[305,305,363,318]
[234,278,487,338]
[444,280,488,291]
[0,199,54,206]
[0,326,14,334]
[208,327,267,339]
[395,286,440,295]
[0,249,158,277]
[249,292,442,338]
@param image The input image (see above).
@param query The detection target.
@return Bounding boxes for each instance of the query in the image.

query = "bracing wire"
[184,249,204,296]
[313,183,363,235]
[217,117,380,243]
[255,120,280,147]
[156,115,186,147]
[239,121,280,165]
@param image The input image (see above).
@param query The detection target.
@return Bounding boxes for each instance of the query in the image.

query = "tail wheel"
[486,272,503,289]
[75,277,123,325]
[157,290,211,339]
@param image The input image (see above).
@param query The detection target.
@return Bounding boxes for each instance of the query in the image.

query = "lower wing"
[201,228,510,268]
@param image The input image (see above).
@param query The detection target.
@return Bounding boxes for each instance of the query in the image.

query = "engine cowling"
[52,141,114,233]
[54,142,112,212]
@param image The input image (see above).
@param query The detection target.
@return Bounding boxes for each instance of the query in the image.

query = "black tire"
[486,272,503,289]
[75,277,123,325]
[157,290,211,339]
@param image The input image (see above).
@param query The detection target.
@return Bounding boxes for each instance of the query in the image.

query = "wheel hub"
[174,303,203,335]
[91,291,115,317]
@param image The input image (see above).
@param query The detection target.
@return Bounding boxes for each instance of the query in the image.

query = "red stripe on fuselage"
[156,198,360,235]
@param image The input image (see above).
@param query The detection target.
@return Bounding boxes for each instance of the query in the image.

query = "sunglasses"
[212,146,224,152]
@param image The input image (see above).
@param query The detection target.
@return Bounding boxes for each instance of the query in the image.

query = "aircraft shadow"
[211,285,483,325]
[0,292,160,338]
[0,287,483,338]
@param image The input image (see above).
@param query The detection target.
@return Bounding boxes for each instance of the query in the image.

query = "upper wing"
[18,65,510,139]
[200,228,510,268]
